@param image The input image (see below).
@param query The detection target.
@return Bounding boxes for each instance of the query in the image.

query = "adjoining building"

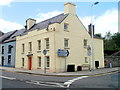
[15,2,104,72]
[0,29,25,67]
[0,31,4,37]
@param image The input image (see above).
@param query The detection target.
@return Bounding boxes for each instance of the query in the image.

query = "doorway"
[28,57,32,70]
[95,61,99,69]
[67,65,75,72]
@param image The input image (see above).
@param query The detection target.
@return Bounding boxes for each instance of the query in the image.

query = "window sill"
[64,29,69,32]
[46,49,50,51]
[28,51,32,54]
[37,50,41,53]
[84,46,88,48]
[37,67,41,69]
[46,67,50,70]
[64,47,70,49]
[21,52,24,54]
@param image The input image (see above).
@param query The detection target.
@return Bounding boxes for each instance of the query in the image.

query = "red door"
[28,57,32,70]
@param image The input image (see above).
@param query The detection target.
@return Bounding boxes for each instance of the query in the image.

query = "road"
[1,70,120,89]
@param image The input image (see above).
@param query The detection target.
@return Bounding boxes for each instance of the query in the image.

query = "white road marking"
[64,76,89,88]
[26,80,65,88]
[0,76,16,80]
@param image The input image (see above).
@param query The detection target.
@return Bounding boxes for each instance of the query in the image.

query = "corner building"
[15,2,104,72]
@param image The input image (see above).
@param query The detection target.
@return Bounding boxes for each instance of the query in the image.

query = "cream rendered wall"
[54,14,93,72]
[16,23,58,72]
[94,38,104,68]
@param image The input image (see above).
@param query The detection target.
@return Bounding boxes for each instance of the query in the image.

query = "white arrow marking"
[64,76,89,88]
[0,76,16,80]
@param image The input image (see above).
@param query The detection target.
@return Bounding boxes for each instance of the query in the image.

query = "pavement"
[0,66,119,77]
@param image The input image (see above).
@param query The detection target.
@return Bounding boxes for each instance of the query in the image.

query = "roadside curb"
[1,69,119,77]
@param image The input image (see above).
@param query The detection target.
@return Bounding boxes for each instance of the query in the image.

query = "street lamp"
[91,2,99,70]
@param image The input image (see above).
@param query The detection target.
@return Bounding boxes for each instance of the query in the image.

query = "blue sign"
[58,49,69,57]
[43,49,47,55]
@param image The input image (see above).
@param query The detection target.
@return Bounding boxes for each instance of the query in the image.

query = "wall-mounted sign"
[58,49,69,57]
[87,46,91,56]
[43,49,47,55]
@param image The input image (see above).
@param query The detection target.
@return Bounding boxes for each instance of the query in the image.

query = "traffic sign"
[87,46,91,56]
[58,49,69,57]
[43,49,47,55]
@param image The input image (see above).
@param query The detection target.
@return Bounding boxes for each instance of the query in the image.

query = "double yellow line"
[90,71,119,77]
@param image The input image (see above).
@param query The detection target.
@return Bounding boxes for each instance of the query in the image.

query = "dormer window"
[64,23,68,30]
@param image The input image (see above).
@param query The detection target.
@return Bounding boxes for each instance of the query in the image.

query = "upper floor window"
[64,23,68,30]
[64,38,69,48]
[84,39,87,47]
[38,40,41,50]
[8,45,13,53]
[22,44,25,53]
[2,46,4,54]
[29,42,32,51]
[85,57,88,63]
[8,55,11,64]
[45,38,49,49]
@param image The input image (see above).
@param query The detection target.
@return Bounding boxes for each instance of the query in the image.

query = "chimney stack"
[64,2,76,15]
[88,23,95,36]
[26,18,36,30]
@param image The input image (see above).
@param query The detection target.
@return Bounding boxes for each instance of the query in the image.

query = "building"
[0,29,25,67]
[15,2,104,72]
[0,31,4,37]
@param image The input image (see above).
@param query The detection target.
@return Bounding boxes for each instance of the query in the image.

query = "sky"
[0,0,119,36]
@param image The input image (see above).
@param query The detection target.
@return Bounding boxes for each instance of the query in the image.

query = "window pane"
[22,44,24,53]
[46,56,50,67]
[22,58,24,67]
[64,23,68,30]
[38,57,41,67]
[46,39,49,49]
[8,55,11,64]
[84,39,87,47]
[38,40,41,50]
[64,39,68,47]
[29,42,32,51]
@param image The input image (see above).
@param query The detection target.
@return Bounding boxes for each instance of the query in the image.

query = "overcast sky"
[0,0,118,36]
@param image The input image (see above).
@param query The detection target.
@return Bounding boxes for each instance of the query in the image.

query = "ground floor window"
[8,55,11,64]
[38,57,41,68]
[22,58,24,67]
[46,56,50,68]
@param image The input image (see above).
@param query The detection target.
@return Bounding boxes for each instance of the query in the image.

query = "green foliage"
[104,32,120,51]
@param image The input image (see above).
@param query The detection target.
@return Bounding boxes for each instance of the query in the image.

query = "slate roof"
[22,13,68,35]
[111,51,120,56]
[1,13,69,42]
[3,29,25,43]
[0,30,17,43]
[94,35,103,40]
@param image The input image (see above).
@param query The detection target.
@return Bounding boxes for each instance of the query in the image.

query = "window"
[8,45,12,53]
[64,39,69,48]
[46,56,50,67]
[29,42,32,51]
[8,55,11,64]
[38,57,41,67]
[38,40,41,50]
[45,38,49,49]
[85,57,88,63]
[84,39,87,47]
[22,44,25,53]
[22,58,24,67]
[64,23,68,30]
[2,46,4,54]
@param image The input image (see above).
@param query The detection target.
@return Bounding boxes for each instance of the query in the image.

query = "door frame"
[28,57,32,70]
